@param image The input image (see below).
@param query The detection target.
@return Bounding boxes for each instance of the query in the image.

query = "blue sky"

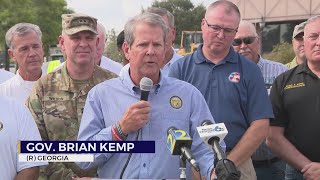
[66,0,213,33]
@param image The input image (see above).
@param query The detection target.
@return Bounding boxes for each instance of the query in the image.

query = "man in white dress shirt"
[96,22,123,75]
[0,69,14,83]
[0,23,44,103]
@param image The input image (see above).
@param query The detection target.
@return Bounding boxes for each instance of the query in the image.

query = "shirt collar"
[295,61,318,78]
[195,44,238,65]
[15,69,42,84]
[121,67,164,95]
[257,55,264,68]
[59,63,103,92]
[168,49,183,65]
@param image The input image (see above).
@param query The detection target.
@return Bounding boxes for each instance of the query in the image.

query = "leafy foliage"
[151,0,206,46]
[0,0,73,55]
[262,42,295,64]
[104,0,205,62]
[106,29,122,63]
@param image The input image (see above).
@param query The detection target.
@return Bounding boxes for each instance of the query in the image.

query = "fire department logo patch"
[228,72,241,83]
[170,96,182,109]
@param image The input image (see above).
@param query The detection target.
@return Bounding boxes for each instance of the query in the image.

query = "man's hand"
[302,162,320,180]
[119,101,151,135]
[210,168,217,180]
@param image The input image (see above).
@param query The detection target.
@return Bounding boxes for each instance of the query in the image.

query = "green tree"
[150,0,206,46]
[262,42,295,64]
[0,0,73,55]
[33,0,73,54]
[106,29,122,63]
[0,0,35,49]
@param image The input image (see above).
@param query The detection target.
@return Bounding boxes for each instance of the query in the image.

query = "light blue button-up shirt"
[257,56,288,95]
[252,56,288,161]
[161,49,183,76]
[78,70,215,179]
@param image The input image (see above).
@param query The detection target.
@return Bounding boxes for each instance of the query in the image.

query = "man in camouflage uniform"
[27,13,117,179]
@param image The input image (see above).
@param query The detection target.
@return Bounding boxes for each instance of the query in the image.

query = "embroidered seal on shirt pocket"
[169,96,183,109]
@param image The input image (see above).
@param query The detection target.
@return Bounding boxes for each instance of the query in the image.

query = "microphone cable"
[120,77,152,178]
[119,130,140,179]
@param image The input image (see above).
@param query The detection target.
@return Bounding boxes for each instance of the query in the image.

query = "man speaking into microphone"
[77,12,216,179]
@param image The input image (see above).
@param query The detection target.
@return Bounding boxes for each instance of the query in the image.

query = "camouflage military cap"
[292,21,306,39]
[61,13,98,35]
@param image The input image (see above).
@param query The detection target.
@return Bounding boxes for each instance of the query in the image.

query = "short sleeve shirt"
[169,45,274,150]
[270,62,320,161]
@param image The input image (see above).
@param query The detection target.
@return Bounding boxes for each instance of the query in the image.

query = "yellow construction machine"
[177,31,203,56]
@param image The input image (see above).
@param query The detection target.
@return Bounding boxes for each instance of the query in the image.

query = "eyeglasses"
[204,19,238,37]
[232,37,256,46]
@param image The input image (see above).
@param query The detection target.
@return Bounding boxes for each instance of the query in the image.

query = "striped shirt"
[257,57,288,95]
[252,56,288,160]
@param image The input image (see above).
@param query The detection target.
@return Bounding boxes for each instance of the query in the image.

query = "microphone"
[167,127,200,172]
[197,120,228,160]
[197,120,240,180]
[139,77,153,101]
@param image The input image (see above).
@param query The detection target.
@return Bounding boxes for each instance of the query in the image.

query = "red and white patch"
[228,72,241,83]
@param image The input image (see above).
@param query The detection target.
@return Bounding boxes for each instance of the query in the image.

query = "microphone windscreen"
[140,77,153,91]
[201,120,213,126]
[167,126,178,136]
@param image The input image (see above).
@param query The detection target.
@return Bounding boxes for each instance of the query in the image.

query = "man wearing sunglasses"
[169,1,274,179]
[286,21,307,69]
[232,20,288,94]
[233,20,288,180]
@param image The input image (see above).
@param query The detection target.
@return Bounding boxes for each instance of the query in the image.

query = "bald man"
[96,23,123,75]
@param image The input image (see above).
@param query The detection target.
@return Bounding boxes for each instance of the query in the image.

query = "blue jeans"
[254,160,285,180]
[285,164,304,180]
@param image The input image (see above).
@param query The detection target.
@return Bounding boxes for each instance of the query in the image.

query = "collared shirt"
[0,70,39,103]
[119,63,129,77]
[0,96,47,180]
[0,69,14,84]
[99,55,123,75]
[252,56,288,161]
[119,48,183,77]
[161,49,183,76]
[257,56,288,95]
[169,44,274,151]
[286,57,298,69]
[27,64,117,179]
[78,71,215,179]
[270,62,320,162]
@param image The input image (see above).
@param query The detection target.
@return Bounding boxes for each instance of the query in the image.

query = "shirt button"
[143,163,146,167]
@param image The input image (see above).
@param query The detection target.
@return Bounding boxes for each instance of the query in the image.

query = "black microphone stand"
[179,154,187,180]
